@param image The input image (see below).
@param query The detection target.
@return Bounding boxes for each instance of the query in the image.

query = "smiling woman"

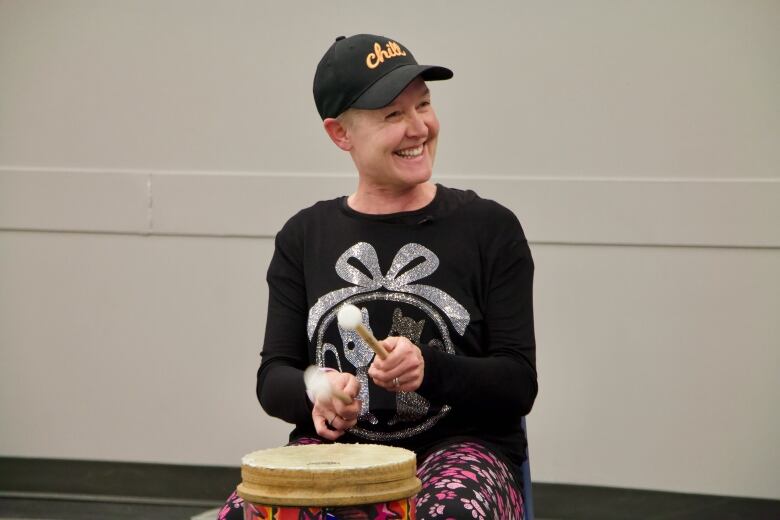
[324,79,440,211]
[219,33,537,520]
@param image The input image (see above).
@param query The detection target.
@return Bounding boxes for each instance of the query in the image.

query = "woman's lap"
[416,440,523,519]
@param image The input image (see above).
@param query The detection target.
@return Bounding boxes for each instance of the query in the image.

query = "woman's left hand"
[368,336,424,393]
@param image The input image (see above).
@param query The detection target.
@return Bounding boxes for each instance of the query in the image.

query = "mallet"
[336,304,388,360]
[303,366,353,404]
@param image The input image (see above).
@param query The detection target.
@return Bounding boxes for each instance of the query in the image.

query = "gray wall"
[1,0,778,500]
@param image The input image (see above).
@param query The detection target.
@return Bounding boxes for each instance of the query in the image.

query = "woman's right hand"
[311,371,361,440]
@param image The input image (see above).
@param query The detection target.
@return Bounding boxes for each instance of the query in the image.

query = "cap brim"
[350,64,453,111]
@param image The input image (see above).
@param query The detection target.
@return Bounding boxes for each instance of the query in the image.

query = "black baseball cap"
[313,34,453,120]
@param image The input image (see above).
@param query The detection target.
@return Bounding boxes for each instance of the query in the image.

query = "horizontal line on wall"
[1,167,778,248]
[2,227,779,252]
[3,165,775,183]
[531,240,780,251]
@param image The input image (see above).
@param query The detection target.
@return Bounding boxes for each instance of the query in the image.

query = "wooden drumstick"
[303,366,353,404]
[337,304,388,360]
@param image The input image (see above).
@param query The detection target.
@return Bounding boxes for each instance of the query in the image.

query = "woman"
[221,33,537,520]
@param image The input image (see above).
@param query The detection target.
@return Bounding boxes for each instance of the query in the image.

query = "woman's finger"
[313,413,343,440]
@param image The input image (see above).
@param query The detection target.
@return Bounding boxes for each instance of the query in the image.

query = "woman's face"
[343,78,440,190]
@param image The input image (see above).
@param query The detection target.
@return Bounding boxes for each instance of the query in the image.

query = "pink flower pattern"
[416,442,524,520]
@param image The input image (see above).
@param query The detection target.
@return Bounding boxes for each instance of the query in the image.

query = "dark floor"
[533,484,780,519]
[2,457,779,519]
[0,497,210,520]
[3,489,780,520]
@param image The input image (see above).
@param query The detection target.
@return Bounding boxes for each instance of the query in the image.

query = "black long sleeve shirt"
[256,184,537,471]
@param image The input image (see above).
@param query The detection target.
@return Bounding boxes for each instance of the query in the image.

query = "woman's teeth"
[394,145,424,158]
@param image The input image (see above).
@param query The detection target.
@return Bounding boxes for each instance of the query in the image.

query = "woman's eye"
[385,111,401,120]
[418,100,431,109]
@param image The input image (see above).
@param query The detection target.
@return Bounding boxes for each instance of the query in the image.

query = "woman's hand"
[311,371,361,440]
[368,336,424,393]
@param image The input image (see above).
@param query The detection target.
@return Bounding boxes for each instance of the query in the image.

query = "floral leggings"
[218,438,524,520]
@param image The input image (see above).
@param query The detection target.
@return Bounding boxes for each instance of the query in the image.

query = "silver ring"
[392,377,400,388]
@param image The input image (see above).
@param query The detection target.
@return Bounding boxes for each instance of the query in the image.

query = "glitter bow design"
[307,242,470,339]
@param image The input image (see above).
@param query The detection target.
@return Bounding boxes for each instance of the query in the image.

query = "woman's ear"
[323,118,352,151]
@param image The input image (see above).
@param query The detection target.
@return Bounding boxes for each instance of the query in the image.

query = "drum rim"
[236,477,421,506]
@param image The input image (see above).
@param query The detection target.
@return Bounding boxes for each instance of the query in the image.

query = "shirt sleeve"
[417,210,538,424]
[255,219,313,426]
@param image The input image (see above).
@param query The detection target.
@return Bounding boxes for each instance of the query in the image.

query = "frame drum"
[236,443,421,519]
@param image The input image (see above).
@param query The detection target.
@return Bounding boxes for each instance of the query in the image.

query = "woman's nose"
[406,112,428,138]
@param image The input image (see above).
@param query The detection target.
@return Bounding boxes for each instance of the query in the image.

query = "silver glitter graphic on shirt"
[390,390,430,426]
[315,291,455,441]
[337,306,379,425]
[307,242,470,339]
[389,308,425,343]
[387,307,431,425]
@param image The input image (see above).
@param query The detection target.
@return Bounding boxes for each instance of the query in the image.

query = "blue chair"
[520,416,535,520]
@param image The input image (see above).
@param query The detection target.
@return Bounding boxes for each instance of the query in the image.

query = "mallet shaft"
[356,324,388,360]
